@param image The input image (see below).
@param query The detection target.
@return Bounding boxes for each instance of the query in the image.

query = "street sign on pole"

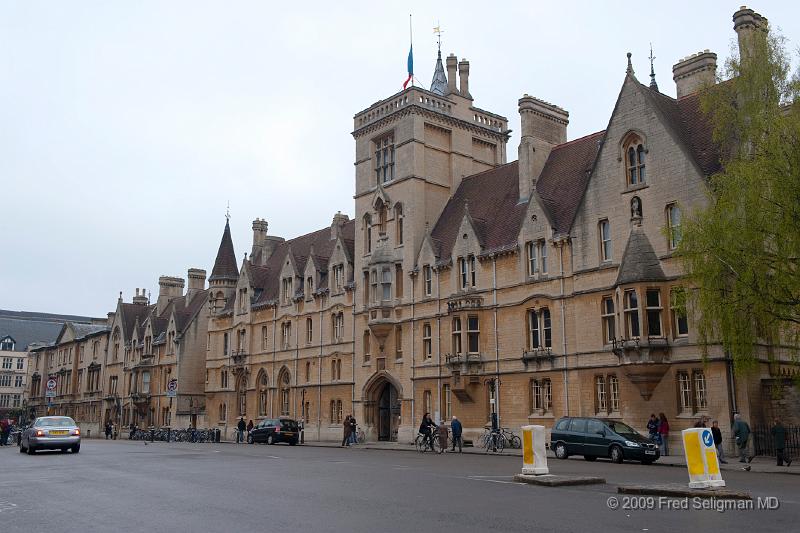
[45,378,57,398]
[166,378,178,398]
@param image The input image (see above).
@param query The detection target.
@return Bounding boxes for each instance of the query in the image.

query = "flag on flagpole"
[403,45,414,89]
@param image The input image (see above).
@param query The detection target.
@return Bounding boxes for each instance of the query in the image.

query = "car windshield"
[606,421,638,436]
[37,417,76,427]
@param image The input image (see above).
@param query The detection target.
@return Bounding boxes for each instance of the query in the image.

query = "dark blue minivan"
[549,417,660,464]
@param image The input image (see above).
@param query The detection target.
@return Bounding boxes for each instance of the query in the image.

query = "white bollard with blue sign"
[682,427,725,489]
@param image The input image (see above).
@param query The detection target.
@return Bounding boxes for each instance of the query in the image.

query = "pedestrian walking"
[657,413,669,456]
[105,421,113,440]
[437,421,449,453]
[247,419,254,439]
[0,418,9,446]
[341,415,352,447]
[771,419,792,467]
[349,416,358,445]
[711,420,727,463]
[237,417,246,444]
[647,414,659,441]
[732,413,753,463]
[450,416,463,453]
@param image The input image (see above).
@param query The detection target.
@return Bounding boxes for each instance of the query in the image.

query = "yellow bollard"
[521,425,549,475]
[682,428,725,488]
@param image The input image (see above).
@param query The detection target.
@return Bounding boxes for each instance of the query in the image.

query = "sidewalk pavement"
[298,439,799,475]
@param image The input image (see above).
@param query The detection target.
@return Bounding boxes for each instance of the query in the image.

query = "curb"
[618,484,752,500]
[514,473,606,487]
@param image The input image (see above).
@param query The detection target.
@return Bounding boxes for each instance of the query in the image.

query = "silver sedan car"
[19,416,81,454]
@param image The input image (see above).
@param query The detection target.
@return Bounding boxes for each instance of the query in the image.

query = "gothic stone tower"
[351,52,510,441]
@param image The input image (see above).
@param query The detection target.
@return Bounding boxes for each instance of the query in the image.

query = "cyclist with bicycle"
[418,412,438,450]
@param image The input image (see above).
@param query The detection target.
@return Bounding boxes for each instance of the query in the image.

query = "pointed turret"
[209,219,239,285]
[430,50,448,96]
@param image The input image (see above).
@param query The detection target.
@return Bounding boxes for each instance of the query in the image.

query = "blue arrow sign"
[702,429,714,447]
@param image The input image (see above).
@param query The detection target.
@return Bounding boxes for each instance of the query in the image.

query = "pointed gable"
[430,161,526,258]
[209,219,239,283]
[615,225,666,285]
[535,130,605,236]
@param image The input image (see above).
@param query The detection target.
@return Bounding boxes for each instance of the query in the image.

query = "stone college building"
[26,6,799,451]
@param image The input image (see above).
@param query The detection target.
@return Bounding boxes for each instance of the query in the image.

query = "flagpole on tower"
[409,14,414,88]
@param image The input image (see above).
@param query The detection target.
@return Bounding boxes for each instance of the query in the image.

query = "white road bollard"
[521,425,549,475]
[682,427,725,489]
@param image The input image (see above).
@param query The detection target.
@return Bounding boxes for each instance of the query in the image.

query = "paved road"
[1,440,798,532]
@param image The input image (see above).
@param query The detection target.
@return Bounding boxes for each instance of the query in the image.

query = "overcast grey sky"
[1,1,798,317]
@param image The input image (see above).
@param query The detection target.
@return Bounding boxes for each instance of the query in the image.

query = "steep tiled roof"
[641,85,721,176]
[209,220,239,282]
[536,131,605,236]
[174,289,209,334]
[615,225,666,285]
[0,310,103,351]
[251,219,355,306]
[430,162,527,258]
[70,323,109,339]
[118,303,152,340]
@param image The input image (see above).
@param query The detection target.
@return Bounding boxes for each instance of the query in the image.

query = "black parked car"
[248,418,300,445]
[549,417,660,464]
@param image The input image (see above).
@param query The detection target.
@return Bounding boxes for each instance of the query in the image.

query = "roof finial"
[648,43,658,91]
[225,201,230,222]
[434,22,443,52]
[626,52,634,76]
[429,23,448,96]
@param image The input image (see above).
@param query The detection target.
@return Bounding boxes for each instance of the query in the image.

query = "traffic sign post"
[45,378,57,398]
[166,378,178,398]
[682,427,725,488]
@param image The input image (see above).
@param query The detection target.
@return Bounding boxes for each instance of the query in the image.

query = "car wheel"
[584,455,597,461]
[554,442,568,460]
[267,434,275,445]
[72,444,80,454]
[610,445,624,464]
[27,445,36,455]
[247,434,254,444]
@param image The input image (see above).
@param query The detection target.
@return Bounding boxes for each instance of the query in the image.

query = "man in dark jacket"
[732,414,752,463]
[419,413,437,449]
[771,419,792,467]
[237,417,246,444]
[450,416,463,453]
[711,420,727,463]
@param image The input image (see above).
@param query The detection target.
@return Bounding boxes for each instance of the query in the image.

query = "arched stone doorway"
[363,372,402,442]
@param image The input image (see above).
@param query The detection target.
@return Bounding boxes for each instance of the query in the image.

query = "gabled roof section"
[430,162,526,258]
[251,219,355,307]
[118,303,153,340]
[615,225,666,285]
[209,219,239,283]
[536,130,605,236]
[640,84,721,176]
[174,289,209,334]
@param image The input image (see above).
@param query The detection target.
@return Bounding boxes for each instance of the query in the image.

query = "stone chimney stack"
[132,288,148,306]
[186,268,206,298]
[330,211,350,240]
[249,218,284,265]
[446,54,459,95]
[672,51,718,98]
[156,276,185,314]
[733,6,768,61]
[458,59,471,99]
[517,95,569,201]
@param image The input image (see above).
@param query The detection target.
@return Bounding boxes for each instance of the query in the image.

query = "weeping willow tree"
[677,24,800,374]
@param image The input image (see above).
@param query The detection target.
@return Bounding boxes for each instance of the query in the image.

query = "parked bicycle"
[415,431,442,453]
[477,428,505,453]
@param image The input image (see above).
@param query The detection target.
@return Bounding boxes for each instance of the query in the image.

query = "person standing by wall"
[341,415,352,447]
[711,420,727,464]
[437,421,449,453]
[657,413,669,456]
[771,419,792,467]
[732,413,752,463]
[349,415,358,445]
[450,416,463,453]
[236,417,246,444]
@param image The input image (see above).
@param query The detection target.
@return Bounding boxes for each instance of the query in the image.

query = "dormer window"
[625,136,646,186]
[375,134,395,184]
[281,277,293,305]
[306,276,313,297]
[332,264,344,293]
[238,288,248,313]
